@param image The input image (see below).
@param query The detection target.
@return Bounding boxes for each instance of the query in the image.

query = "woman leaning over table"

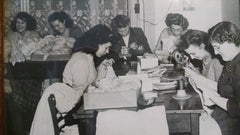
[30,24,115,135]
[48,11,83,39]
[177,29,223,81]
[154,13,189,53]
[46,11,84,83]
[184,21,240,135]
[63,24,115,93]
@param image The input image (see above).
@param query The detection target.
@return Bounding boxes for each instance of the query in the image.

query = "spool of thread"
[137,63,141,74]
[179,79,184,90]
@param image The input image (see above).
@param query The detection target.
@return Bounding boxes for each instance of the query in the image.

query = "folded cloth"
[188,78,222,135]
[188,78,215,106]
[199,113,222,135]
[30,83,80,135]
[96,106,169,135]
[90,66,141,93]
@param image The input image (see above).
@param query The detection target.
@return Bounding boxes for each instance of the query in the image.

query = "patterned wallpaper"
[4,0,128,37]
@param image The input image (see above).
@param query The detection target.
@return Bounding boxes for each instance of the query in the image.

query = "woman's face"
[16,18,27,33]
[170,24,183,37]
[51,20,66,34]
[212,41,236,61]
[96,42,111,57]
[117,25,130,37]
[185,44,206,60]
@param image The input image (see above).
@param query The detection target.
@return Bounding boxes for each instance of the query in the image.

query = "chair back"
[48,94,66,135]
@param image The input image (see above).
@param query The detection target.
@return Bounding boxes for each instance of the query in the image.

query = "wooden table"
[153,87,204,135]
[6,54,70,80]
[76,85,204,135]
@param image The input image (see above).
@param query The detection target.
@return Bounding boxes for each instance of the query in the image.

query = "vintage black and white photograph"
[2,0,240,135]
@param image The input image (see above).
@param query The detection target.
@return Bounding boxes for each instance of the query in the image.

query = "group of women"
[4,10,240,135]
[156,13,240,135]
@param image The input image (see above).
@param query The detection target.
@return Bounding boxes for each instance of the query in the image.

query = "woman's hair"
[110,15,130,40]
[10,12,37,32]
[111,15,130,29]
[208,21,240,47]
[48,11,73,29]
[165,13,189,30]
[73,24,114,54]
[73,24,114,67]
[177,29,215,57]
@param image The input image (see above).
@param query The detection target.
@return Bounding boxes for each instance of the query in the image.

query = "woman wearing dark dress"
[185,21,240,135]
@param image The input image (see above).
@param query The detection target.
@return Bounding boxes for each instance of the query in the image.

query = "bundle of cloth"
[188,78,222,135]
[34,35,75,60]
[88,64,141,93]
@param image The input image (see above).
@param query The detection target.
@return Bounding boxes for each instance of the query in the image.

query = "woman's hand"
[184,67,206,90]
[101,59,115,67]
[54,36,67,46]
[129,42,138,50]
[66,38,76,48]
[186,62,200,73]
[183,66,199,78]
[96,59,115,81]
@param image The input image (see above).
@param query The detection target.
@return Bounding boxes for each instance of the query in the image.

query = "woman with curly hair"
[30,24,115,135]
[9,11,40,64]
[46,11,84,83]
[177,29,223,81]
[5,12,41,135]
[154,13,189,53]
[48,11,83,39]
[184,22,240,135]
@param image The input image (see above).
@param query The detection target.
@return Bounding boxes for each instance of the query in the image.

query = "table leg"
[190,114,199,135]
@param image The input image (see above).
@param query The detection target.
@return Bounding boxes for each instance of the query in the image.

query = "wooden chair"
[48,94,66,135]
[48,94,97,135]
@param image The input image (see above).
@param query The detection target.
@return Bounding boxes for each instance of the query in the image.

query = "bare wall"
[129,0,224,50]
[221,0,240,27]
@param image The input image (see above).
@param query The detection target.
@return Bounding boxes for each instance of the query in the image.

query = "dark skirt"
[211,107,240,135]
[5,79,42,135]
[10,79,42,112]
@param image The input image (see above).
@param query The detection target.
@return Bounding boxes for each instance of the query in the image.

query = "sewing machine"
[162,49,192,100]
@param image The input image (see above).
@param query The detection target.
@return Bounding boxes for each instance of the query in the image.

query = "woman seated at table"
[8,11,40,65]
[110,15,152,61]
[48,11,83,39]
[30,24,115,135]
[177,29,223,81]
[184,21,240,135]
[63,24,115,92]
[154,13,189,54]
[43,11,84,83]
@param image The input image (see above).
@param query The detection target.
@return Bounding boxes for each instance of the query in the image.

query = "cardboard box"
[83,90,139,110]
[137,56,158,70]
